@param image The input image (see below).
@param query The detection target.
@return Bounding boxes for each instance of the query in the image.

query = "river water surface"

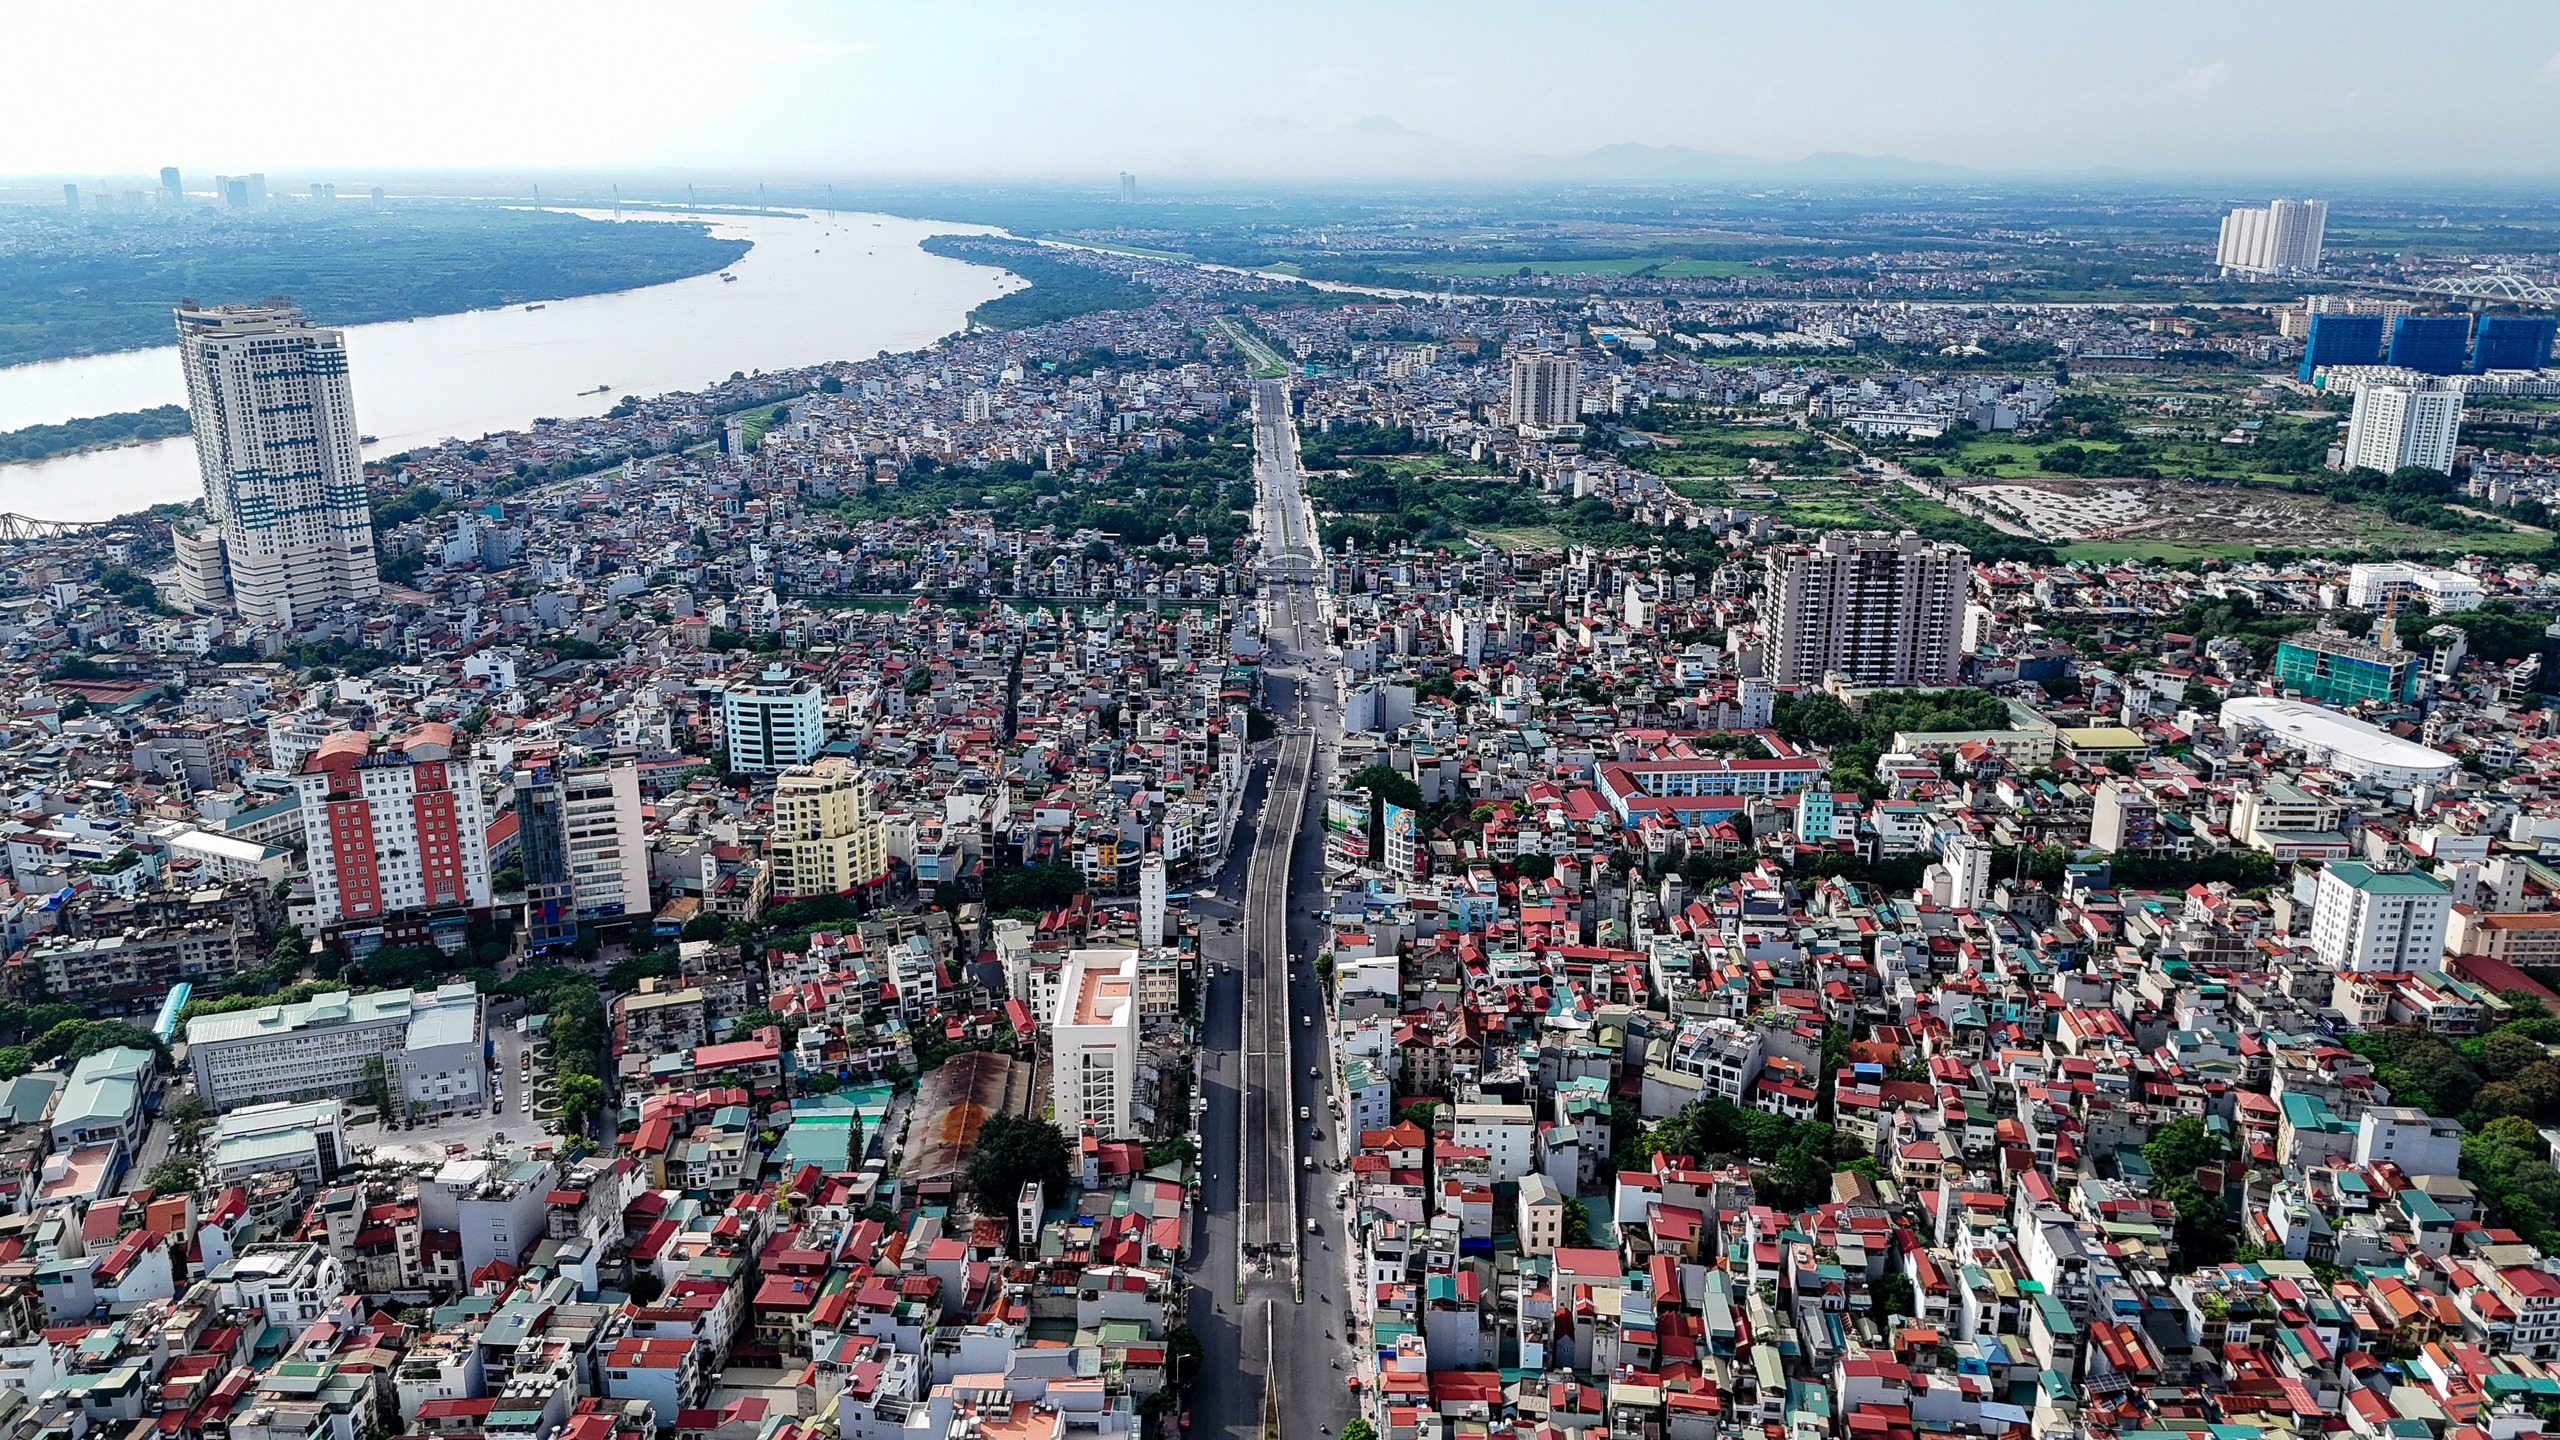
[0,208,1014,522]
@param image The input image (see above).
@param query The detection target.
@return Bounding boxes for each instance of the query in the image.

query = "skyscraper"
[1118,171,1136,203]
[2297,312,2385,382]
[1508,352,1580,430]
[1761,531,1969,687]
[61,183,77,212]
[2385,314,2471,375]
[174,302,382,627]
[2343,378,2463,476]
[159,166,182,205]
[2473,315,2558,373]
[2216,197,2327,275]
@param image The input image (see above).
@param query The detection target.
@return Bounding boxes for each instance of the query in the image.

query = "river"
[0,208,1017,523]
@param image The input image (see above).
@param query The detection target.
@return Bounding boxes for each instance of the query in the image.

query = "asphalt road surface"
[1183,378,1357,1440]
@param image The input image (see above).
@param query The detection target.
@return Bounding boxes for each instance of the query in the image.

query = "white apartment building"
[172,528,229,614]
[1761,531,1967,687]
[1051,946,1140,1140]
[2353,1105,2464,1179]
[418,1152,557,1280]
[2346,561,2483,613]
[562,762,651,917]
[2344,380,2464,476]
[2216,198,2327,276]
[1509,353,1581,430]
[1450,1102,1536,1183]
[1669,1017,1766,1104]
[2309,861,2449,975]
[1944,833,1994,912]
[174,302,381,625]
[723,665,827,773]
[186,982,485,1114]
[1138,855,1166,949]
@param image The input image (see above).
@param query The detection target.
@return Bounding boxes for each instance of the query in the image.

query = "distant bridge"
[0,514,110,542]
[2335,273,2560,308]
[2415,272,2560,306]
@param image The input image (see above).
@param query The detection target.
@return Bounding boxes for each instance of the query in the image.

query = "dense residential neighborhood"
[0,229,2557,1440]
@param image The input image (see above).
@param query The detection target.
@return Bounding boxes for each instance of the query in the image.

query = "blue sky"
[10,0,2560,185]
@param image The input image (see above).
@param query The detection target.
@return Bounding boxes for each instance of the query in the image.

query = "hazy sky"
[13,0,2560,185]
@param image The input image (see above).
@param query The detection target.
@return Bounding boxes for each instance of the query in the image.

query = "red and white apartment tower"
[294,723,493,944]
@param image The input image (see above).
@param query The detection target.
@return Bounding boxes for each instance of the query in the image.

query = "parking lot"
[349,1015,543,1165]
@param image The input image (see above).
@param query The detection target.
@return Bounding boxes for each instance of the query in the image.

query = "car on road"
[1306,1217,1320,1235]
[1301,1013,1312,1026]
[1298,1105,1311,1120]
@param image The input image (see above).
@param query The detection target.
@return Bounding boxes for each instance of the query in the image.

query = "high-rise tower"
[173,302,381,626]
[1508,352,1581,430]
[1761,531,1969,688]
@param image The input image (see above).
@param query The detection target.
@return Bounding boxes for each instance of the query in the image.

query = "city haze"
[10,0,2560,183]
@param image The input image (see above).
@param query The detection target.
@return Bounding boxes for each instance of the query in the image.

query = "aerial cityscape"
[9,6,2560,1440]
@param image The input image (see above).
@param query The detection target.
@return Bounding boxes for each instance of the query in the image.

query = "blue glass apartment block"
[2473,315,2558,373]
[2386,314,2471,375]
[2298,313,2385,381]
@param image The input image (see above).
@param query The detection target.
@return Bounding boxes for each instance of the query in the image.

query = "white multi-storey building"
[2344,379,2464,476]
[1944,833,1994,912]
[1051,946,1140,1140]
[722,665,827,773]
[216,1244,349,1329]
[174,302,381,626]
[2216,198,2327,276]
[2309,861,2449,975]
[1450,1102,1536,1184]
[1761,531,1968,687]
[2345,561,2483,613]
[186,982,485,1113]
[266,705,353,775]
[563,762,652,918]
[1138,855,1166,949]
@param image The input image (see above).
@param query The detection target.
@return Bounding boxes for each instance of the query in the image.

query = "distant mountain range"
[1558,144,1983,183]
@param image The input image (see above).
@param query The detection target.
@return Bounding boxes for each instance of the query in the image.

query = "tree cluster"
[2141,1116,2237,1266]
[964,1112,1072,1217]
[984,861,1087,915]
[1632,1094,1872,1212]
